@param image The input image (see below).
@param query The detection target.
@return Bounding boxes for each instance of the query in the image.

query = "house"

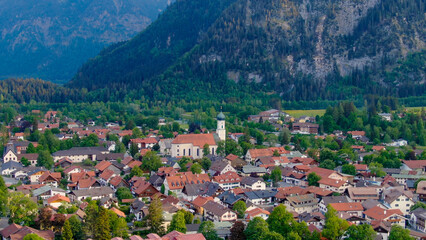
[39,171,61,187]
[171,134,218,158]
[181,182,220,201]
[129,138,158,150]
[285,194,318,213]
[298,212,325,229]
[245,149,273,162]
[386,139,408,147]
[191,196,212,214]
[51,147,109,162]
[347,187,379,202]
[328,202,364,217]
[2,143,18,163]
[244,190,276,205]
[379,113,392,121]
[245,207,270,220]
[130,200,147,221]
[372,146,386,152]
[69,186,114,202]
[1,161,23,175]
[202,201,237,222]
[47,194,71,209]
[292,123,319,134]
[32,185,66,200]
[164,172,211,196]
[318,178,349,194]
[208,160,236,176]
[383,189,414,215]
[159,139,173,155]
[240,177,266,190]
[363,206,405,227]
[132,180,159,199]
[241,165,267,177]
[318,196,349,213]
[402,160,426,173]
[29,169,48,183]
[410,208,426,233]
[225,154,247,171]
[417,181,426,202]
[213,171,241,190]
[0,224,54,240]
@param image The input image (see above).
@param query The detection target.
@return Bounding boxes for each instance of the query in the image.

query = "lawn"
[285,109,326,118]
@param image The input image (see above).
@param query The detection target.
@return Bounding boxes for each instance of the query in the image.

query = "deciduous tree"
[168,211,186,233]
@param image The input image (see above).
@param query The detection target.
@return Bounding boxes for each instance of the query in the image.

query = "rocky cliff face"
[0,0,170,81]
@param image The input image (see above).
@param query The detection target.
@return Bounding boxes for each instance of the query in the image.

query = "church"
[170,111,226,158]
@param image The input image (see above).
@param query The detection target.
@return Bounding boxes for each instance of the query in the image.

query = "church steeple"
[217,108,226,141]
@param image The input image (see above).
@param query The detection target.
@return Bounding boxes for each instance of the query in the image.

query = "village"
[0,108,425,240]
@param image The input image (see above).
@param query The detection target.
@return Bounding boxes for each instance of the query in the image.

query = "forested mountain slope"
[72,0,425,102]
[0,0,170,82]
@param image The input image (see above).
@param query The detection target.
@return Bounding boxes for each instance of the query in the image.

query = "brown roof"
[203,201,233,217]
[95,160,112,171]
[78,177,98,189]
[347,187,379,200]
[247,149,273,159]
[9,226,54,240]
[39,171,61,183]
[363,206,403,220]
[226,154,239,161]
[307,167,337,179]
[47,194,70,204]
[192,196,213,208]
[172,134,216,147]
[403,160,426,169]
[347,131,365,136]
[110,176,127,187]
[166,172,210,190]
[111,207,126,218]
[303,186,333,197]
[100,169,115,180]
[329,202,363,212]
[213,171,241,184]
[318,178,346,188]
[0,224,23,238]
[354,164,368,171]
[372,146,386,151]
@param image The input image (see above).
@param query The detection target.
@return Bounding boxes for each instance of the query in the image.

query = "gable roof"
[403,160,426,169]
[172,134,216,147]
[247,149,273,159]
[328,202,363,212]
[95,160,112,171]
[47,194,70,204]
[213,171,241,184]
[363,206,403,220]
[166,172,210,190]
[203,201,233,217]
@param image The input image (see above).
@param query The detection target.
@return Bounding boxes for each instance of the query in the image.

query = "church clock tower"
[217,110,226,142]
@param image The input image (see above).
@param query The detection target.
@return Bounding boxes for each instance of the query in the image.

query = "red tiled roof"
[127,160,142,169]
[372,146,386,151]
[166,172,210,190]
[347,131,365,136]
[226,154,239,161]
[213,171,241,184]
[318,178,346,188]
[245,207,270,219]
[329,202,363,212]
[354,164,368,171]
[78,177,98,189]
[130,138,158,144]
[100,169,115,180]
[192,196,212,208]
[307,167,337,179]
[95,160,112,171]
[403,160,426,169]
[47,194,70,204]
[172,134,216,147]
[247,149,273,159]
[111,207,126,218]
[109,176,126,187]
[363,206,403,220]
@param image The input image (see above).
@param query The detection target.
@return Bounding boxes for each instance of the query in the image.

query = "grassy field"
[285,109,326,118]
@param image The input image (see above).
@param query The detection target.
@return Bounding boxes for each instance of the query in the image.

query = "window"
[395,204,399,207]
[183,149,186,155]
[197,149,199,156]
[189,149,191,156]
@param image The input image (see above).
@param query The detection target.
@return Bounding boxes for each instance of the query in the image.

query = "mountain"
[0,0,171,82]
[70,0,426,102]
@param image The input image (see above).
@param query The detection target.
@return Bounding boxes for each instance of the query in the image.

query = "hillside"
[0,0,170,82]
[71,0,425,103]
